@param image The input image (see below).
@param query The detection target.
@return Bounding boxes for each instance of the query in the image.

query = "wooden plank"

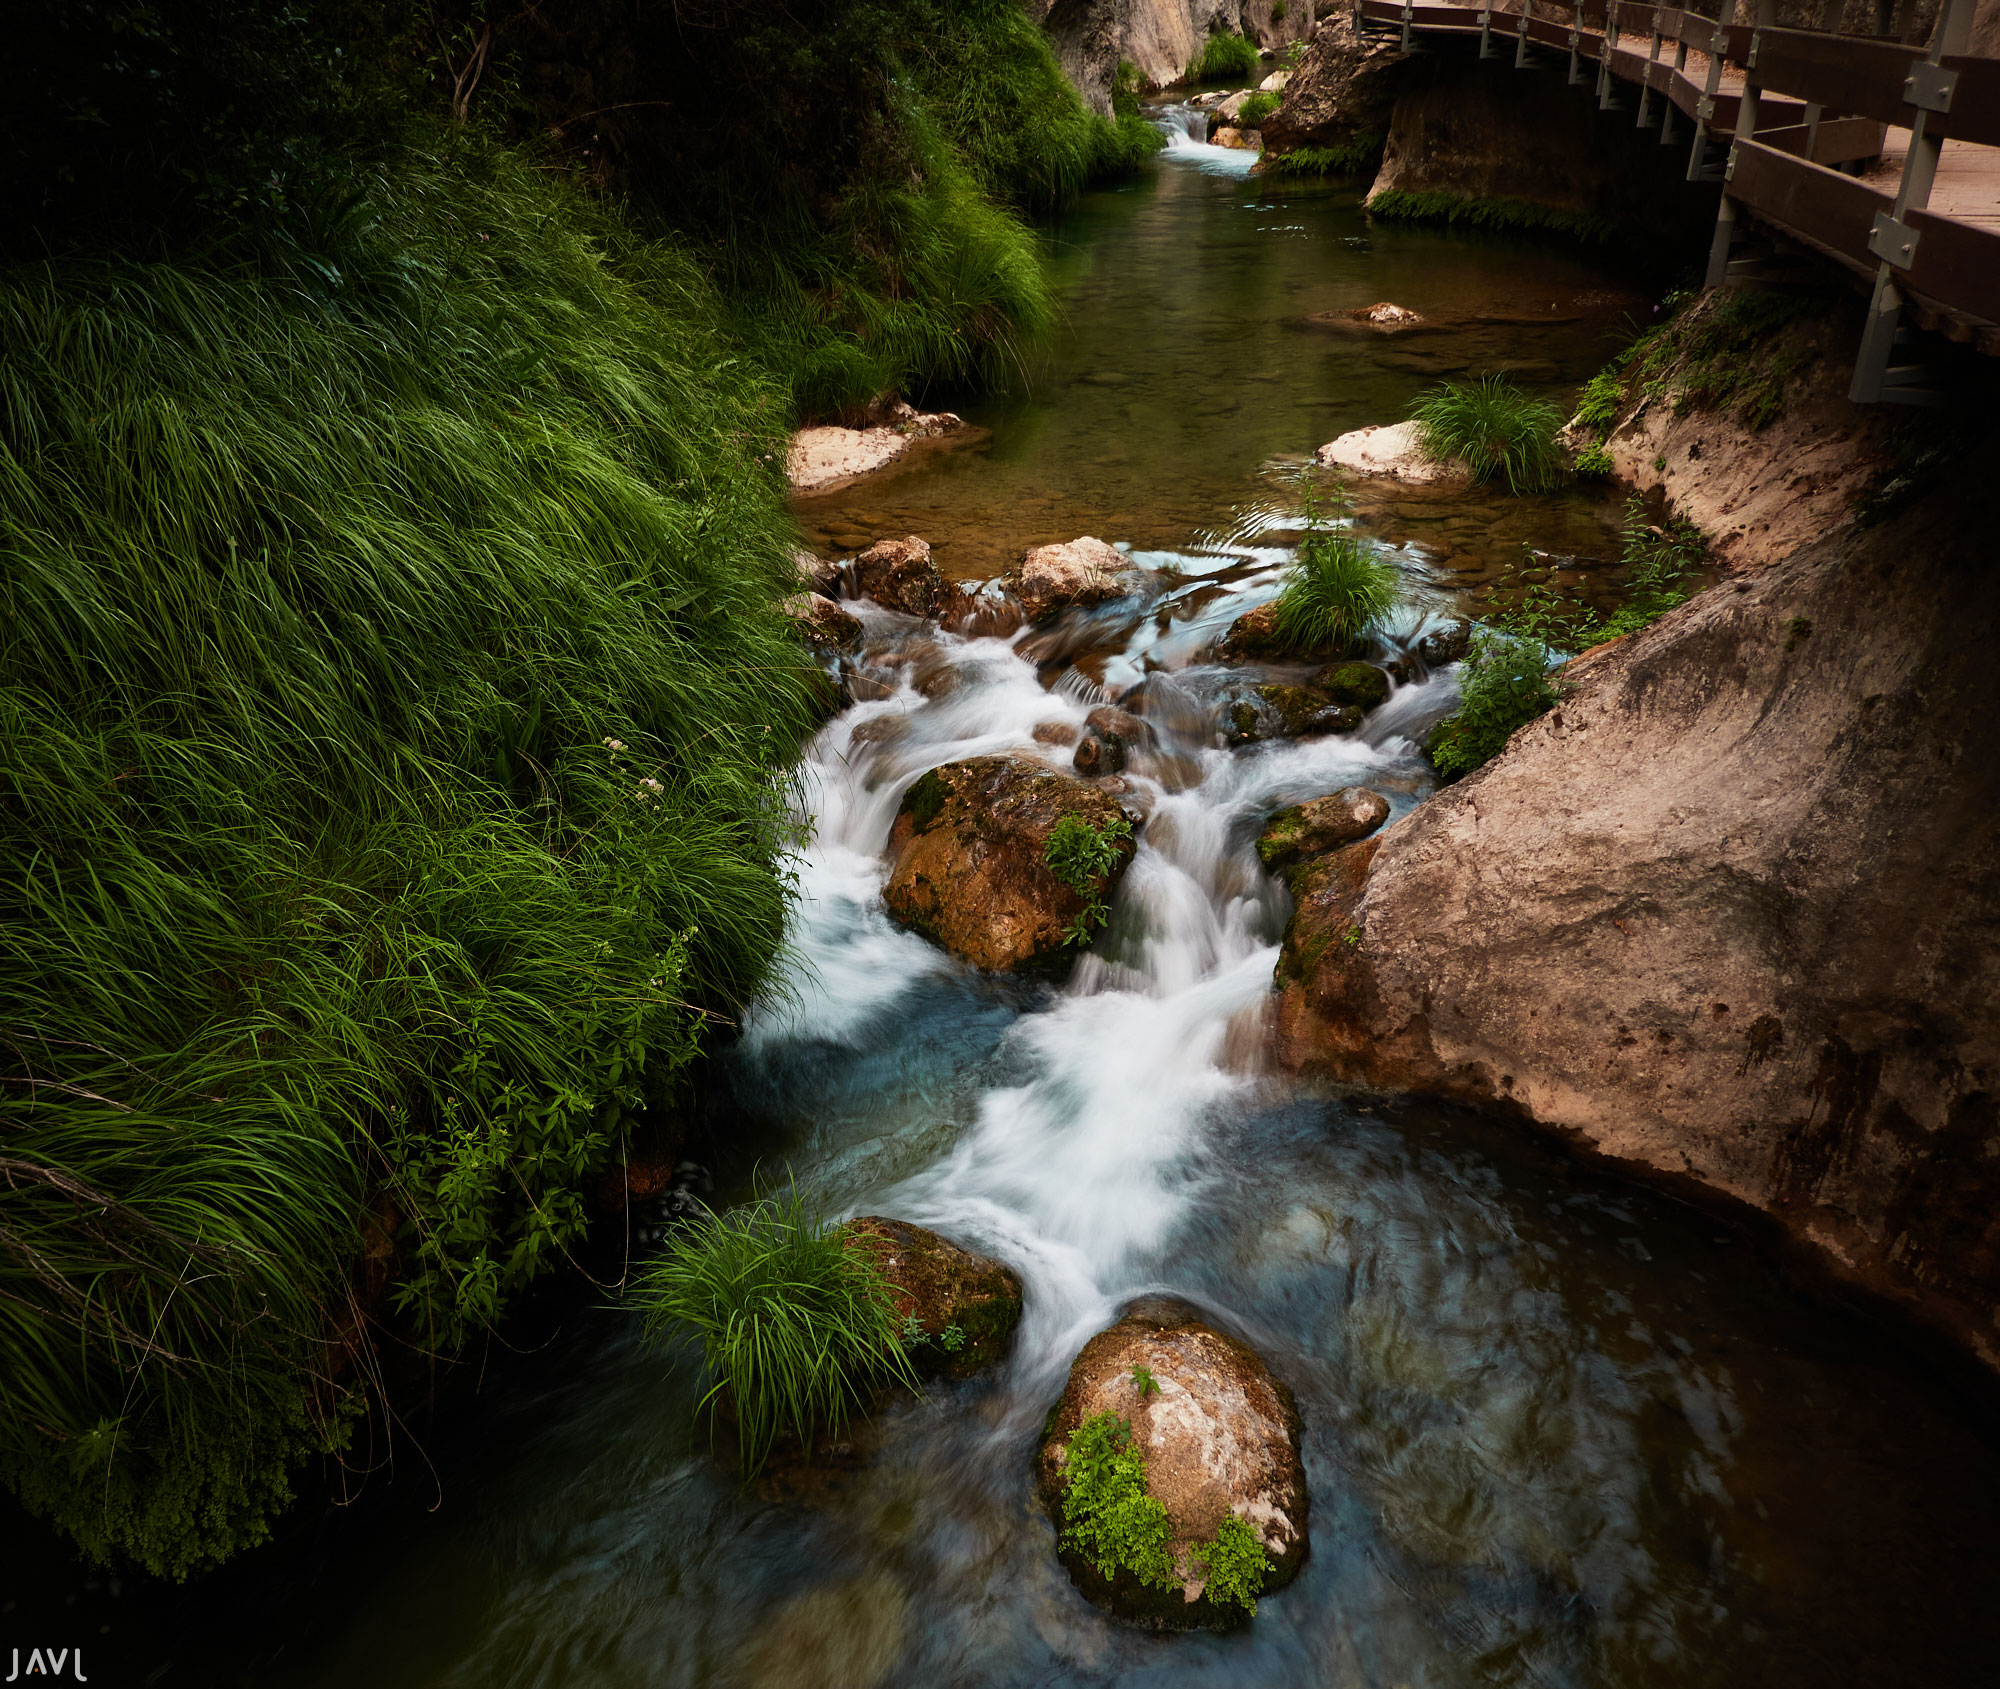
[1727,139,1888,268]
[1907,207,2000,322]
[1748,27,1924,123]
[1937,55,2000,148]
[1756,116,1888,165]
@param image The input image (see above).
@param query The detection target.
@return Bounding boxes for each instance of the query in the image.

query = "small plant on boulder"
[1409,375,1564,494]
[1191,1514,1274,1615]
[1130,1363,1161,1397]
[1271,485,1399,656]
[1059,1413,1176,1589]
[1425,629,1559,779]
[1045,812,1135,944]
[1239,92,1281,126]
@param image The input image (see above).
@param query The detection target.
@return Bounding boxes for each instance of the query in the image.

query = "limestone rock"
[1411,618,1472,667]
[1035,1298,1308,1631]
[794,548,843,596]
[787,426,910,495]
[780,591,863,655]
[1258,10,1401,163]
[1315,420,1452,484]
[1073,730,1127,776]
[1350,301,1424,330]
[840,1216,1022,1380]
[1256,787,1391,871]
[852,536,944,619]
[1010,536,1131,622]
[884,755,1138,971]
[1272,475,2000,1378]
[1212,125,1254,150]
[1257,68,1288,92]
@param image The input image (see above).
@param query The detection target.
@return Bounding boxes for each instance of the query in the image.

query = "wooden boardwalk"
[1352,0,2000,399]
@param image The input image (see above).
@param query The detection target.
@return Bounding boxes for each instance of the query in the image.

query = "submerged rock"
[883,755,1137,971]
[841,1216,1022,1380]
[851,536,944,619]
[787,425,910,494]
[780,591,863,654]
[1035,1298,1308,1631]
[1257,787,1391,871]
[1009,536,1131,623]
[1313,660,1390,708]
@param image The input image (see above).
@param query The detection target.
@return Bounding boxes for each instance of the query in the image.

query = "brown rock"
[1085,704,1151,747]
[1033,721,1081,747]
[883,755,1138,971]
[780,591,863,655]
[1009,536,1131,623]
[1215,602,1302,662]
[851,536,944,619]
[1073,731,1126,776]
[1312,661,1391,709]
[841,1216,1023,1380]
[1256,788,1391,872]
[1035,1299,1308,1631]
[1259,9,1400,165]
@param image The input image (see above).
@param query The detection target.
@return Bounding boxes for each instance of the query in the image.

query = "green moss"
[1192,1514,1274,1616]
[1256,807,1308,869]
[1366,188,1624,247]
[1060,1414,1176,1589]
[903,770,953,834]
[1315,661,1390,708]
[1262,134,1385,178]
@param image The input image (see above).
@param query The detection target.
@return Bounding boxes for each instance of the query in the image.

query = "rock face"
[1037,0,1306,111]
[779,590,863,654]
[1036,1298,1308,1630]
[1274,477,2000,1375]
[1315,420,1450,484]
[851,536,944,618]
[1010,536,1130,622]
[1258,9,1401,163]
[884,756,1138,971]
[1257,787,1390,871]
[841,1217,1023,1380]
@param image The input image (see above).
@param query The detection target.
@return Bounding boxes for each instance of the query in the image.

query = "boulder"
[1256,684,1332,736]
[884,755,1138,971]
[1313,660,1390,708]
[1032,721,1081,747]
[1257,69,1289,93]
[1009,537,1130,623]
[1085,704,1152,748]
[794,547,843,597]
[780,591,863,655]
[787,426,909,495]
[1212,126,1255,150]
[1035,1298,1308,1631]
[1256,787,1392,871]
[1221,684,1360,745]
[852,536,944,619]
[1072,730,1126,776]
[1214,602,1303,662]
[1258,10,1401,164]
[840,1216,1022,1380]
[1412,618,1473,667]
[1315,420,1452,484]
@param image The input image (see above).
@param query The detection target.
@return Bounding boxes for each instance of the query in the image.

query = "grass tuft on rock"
[1271,487,1400,655]
[636,1184,917,1476]
[1410,376,1565,494]
[1186,32,1262,83]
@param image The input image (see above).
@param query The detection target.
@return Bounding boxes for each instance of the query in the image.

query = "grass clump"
[0,135,821,1576]
[1366,189,1623,246]
[1262,134,1385,178]
[1046,814,1136,945]
[1187,32,1262,83]
[1272,486,1400,653]
[636,1185,917,1475]
[1410,375,1565,494]
[1239,92,1282,127]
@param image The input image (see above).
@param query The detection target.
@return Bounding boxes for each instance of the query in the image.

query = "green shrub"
[1187,32,1262,82]
[0,134,821,1575]
[1192,1514,1274,1615]
[1271,487,1400,654]
[636,1185,917,1475]
[1410,375,1565,494]
[1574,369,1625,434]
[1425,630,1560,778]
[1574,443,1615,477]
[1058,1413,1175,1588]
[1045,814,1135,944]
[1240,92,1282,127]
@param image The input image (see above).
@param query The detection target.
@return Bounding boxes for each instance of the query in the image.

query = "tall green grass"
[0,134,822,1576]
[1272,488,1401,654]
[1409,376,1565,494]
[636,1186,916,1475]
[1186,33,1262,83]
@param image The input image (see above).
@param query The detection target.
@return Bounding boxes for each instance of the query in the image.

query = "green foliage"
[1575,370,1626,435]
[1272,485,1400,654]
[1058,1413,1175,1589]
[1130,1363,1161,1396]
[1425,630,1560,778]
[1192,1513,1273,1615]
[1262,134,1386,177]
[939,1323,967,1353]
[0,134,821,1574]
[1574,443,1615,477]
[1366,188,1623,246]
[1045,814,1135,945]
[1240,92,1282,127]
[1410,375,1565,494]
[636,1185,917,1475]
[1187,32,1262,83]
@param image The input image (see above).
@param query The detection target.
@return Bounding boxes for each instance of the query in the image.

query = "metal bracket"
[1903,61,1958,114]
[1868,210,1922,270]
[1723,147,1738,182]
[1697,95,1716,121]
[1747,32,1760,69]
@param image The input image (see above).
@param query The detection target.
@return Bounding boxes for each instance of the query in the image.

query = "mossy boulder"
[1035,1298,1309,1631]
[1222,685,1362,745]
[851,535,944,618]
[1257,787,1391,871]
[779,590,863,654]
[841,1216,1022,1380]
[1312,660,1390,708]
[884,755,1138,971]
[1412,618,1472,667]
[1215,602,1303,662]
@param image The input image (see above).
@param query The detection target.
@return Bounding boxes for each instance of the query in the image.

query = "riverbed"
[44,109,2000,1689]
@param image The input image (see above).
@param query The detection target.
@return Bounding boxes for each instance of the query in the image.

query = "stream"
[38,103,2000,1689]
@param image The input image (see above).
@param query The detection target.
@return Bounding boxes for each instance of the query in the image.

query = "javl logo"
[5,1651,88,1681]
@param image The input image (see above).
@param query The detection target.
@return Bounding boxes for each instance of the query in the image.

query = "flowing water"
[26,107,2000,1689]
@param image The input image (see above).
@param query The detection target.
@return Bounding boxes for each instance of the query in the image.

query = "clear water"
[21,114,2000,1689]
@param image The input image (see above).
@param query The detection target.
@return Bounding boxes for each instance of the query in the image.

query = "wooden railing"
[1350,0,2000,402]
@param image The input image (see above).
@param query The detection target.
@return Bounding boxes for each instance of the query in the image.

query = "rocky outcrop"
[1009,536,1132,622]
[1256,787,1390,870]
[1257,10,1400,162]
[884,755,1139,971]
[1273,474,2000,1374]
[1315,419,1451,483]
[1035,1298,1308,1629]
[851,536,945,619]
[1036,0,1304,112]
[780,591,863,654]
[841,1217,1023,1379]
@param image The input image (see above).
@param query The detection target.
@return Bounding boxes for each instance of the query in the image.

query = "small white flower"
[603,737,626,752]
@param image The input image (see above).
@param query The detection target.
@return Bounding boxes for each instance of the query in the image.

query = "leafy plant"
[1262,134,1385,177]
[1130,1364,1161,1397]
[1425,629,1560,778]
[1574,443,1615,477]
[1410,376,1565,494]
[939,1323,967,1353]
[1058,1413,1175,1588]
[1191,1514,1274,1615]
[1045,813,1135,945]
[1574,369,1625,434]
[1186,32,1261,82]
[635,1183,917,1475]
[1271,485,1400,655]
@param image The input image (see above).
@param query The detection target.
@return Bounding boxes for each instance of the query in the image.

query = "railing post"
[1637,6,1667,127]
[1661,27,1691,142]
[1570,2,1588,82]
[1851,0,1976,400]
[1598,3,1621,105]
[1516,0,1535,67]
[1402,0,1415,52]
[1688,0,1739,181]
[1480,0,1501,57]
[1704,0,1773,286]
